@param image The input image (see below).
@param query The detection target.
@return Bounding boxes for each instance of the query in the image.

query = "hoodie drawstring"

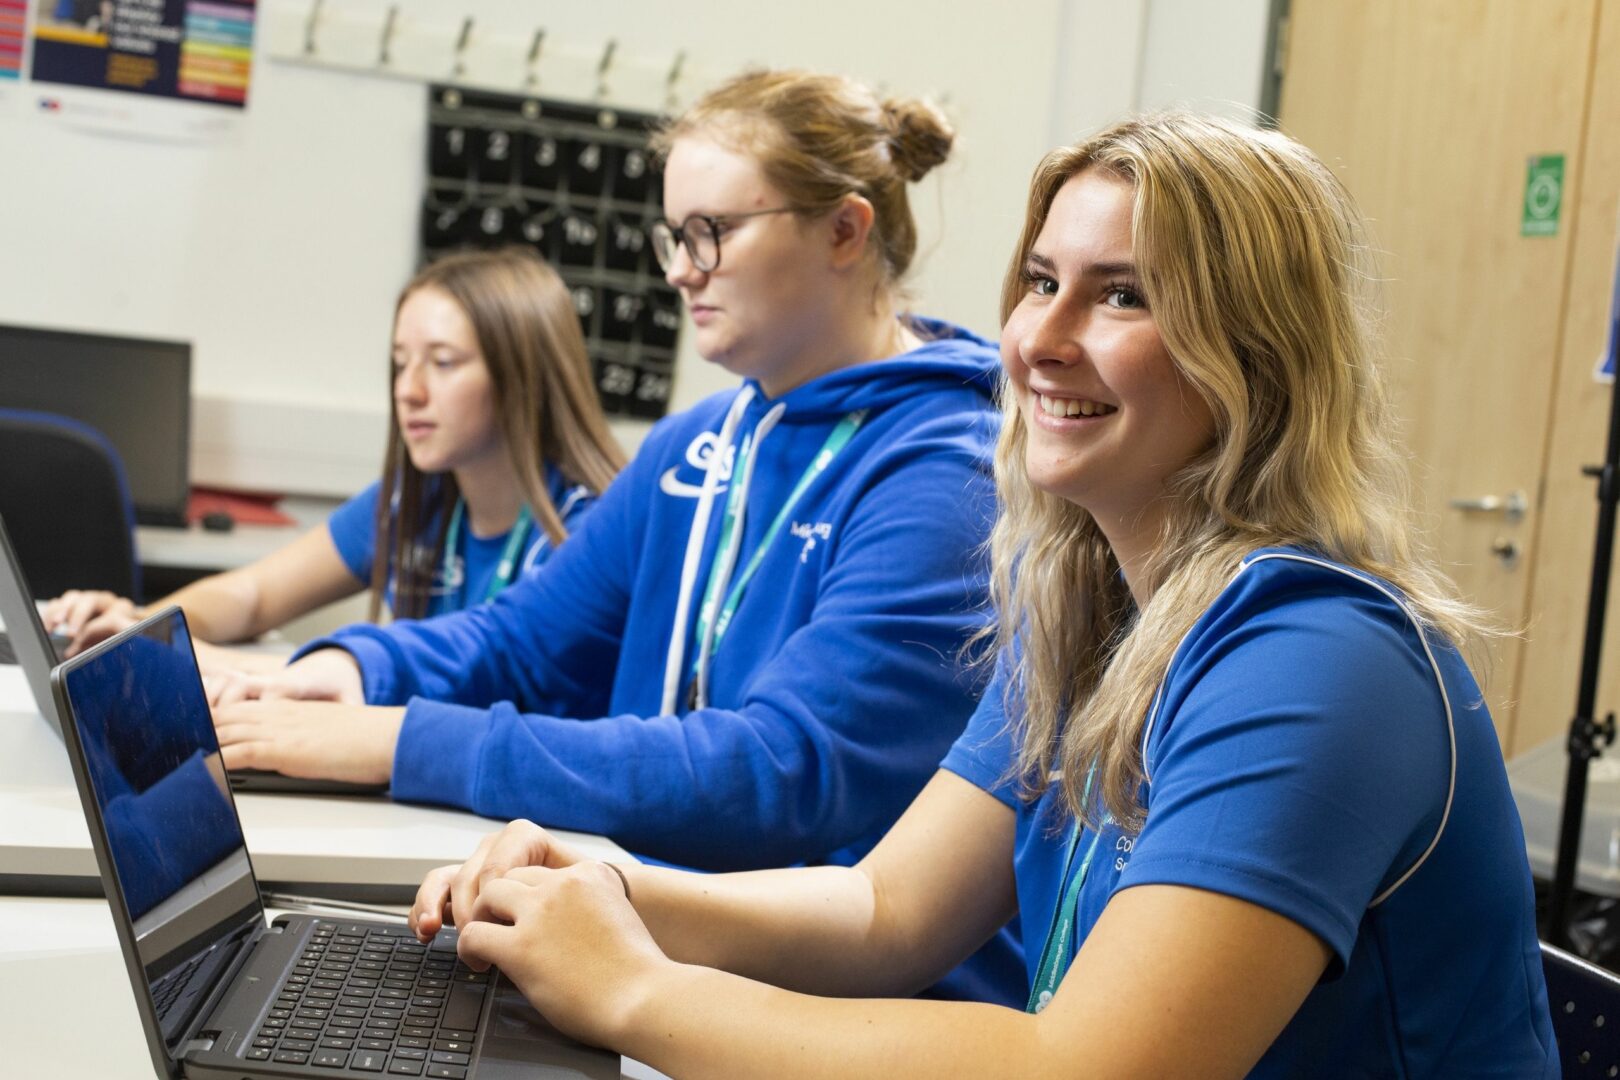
[660,386,755,714]
[692,401,786,709]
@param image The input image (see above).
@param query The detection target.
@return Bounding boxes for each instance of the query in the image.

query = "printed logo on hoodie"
[659,429,738,498]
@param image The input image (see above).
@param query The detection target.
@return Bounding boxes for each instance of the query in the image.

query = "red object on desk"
[186,487,297,527]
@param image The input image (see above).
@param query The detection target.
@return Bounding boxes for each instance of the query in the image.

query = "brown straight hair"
[370,248,625,621]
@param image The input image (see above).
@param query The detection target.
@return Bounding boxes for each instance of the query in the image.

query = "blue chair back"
[0,408,139,599]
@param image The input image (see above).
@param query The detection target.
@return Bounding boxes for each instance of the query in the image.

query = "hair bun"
[882,96,955,182]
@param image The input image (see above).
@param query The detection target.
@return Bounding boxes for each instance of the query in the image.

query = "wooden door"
[1278,0,1601,754]
[1513,1,1620,754]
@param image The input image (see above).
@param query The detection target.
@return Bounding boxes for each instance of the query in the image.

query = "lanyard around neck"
[689,409,867,704]
[1027,766,1110,1014]
[442,498,534,607]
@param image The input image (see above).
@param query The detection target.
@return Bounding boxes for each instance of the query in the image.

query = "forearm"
[155,571,265,643]
[621,862,942,997]
[618,963,1046,1080]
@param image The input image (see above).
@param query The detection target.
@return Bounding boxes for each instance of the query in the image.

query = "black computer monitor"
[0,323,191,527]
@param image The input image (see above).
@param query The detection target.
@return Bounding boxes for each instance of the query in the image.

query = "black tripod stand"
[1544,269,1620,951]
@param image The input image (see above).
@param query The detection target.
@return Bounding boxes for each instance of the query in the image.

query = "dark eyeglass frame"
[648,207,798,273]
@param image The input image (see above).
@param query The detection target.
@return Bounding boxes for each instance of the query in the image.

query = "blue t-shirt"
[326,464,594,618]
[942,548,1558,1077]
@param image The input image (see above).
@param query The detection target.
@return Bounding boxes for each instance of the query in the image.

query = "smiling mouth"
[1037,392,1117,419]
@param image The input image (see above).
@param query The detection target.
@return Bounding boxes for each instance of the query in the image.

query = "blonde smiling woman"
[407,114,1559,1079]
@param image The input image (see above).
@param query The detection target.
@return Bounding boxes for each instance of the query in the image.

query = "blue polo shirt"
[327,465,593,618]
[943,548,1558,1076]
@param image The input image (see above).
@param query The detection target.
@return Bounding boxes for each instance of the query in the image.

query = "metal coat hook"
[377,4,398,67]
[664,50,686,110]
[302,0,323,57]
[452,16,475,79]
[524,28,545,88]
[595,38,617,100]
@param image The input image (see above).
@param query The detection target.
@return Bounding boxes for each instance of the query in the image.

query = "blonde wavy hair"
[989,113,1491,832]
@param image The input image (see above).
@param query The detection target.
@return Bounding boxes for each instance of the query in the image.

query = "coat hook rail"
[451,16,475,78]
[377,4,398,67]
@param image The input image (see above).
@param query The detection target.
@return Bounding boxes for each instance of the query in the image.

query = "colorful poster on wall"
[29,0,253,107]
[1,1,26,81]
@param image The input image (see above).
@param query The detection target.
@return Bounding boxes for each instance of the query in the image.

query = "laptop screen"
[59,609,262,974]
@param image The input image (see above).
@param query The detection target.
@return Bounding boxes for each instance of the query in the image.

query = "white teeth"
[1038,393,1114,419]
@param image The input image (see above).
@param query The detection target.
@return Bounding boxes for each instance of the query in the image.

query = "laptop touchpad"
[474,979,621,1079]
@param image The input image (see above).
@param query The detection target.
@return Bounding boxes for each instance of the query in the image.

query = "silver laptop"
[52,606,620,1080]
[0,511,69,737]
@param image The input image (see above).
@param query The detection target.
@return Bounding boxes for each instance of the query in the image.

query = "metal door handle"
[1448,490,1528,522]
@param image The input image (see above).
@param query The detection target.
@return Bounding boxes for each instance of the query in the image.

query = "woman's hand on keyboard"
[206,647,365,708]
[212,700,405,784]
[409,819,589,943]
[456,859,660,1046]
[43,589,139,657]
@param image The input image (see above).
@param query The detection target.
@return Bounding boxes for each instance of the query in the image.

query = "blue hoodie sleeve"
[304,410,995,868]
[394,429,993,868]
[300,441,649,720]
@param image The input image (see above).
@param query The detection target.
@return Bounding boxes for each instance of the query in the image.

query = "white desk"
[136,495,338,572]
[0,897,669,1078]
[0,665,629,901]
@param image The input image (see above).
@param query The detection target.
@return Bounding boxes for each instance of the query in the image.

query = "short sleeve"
[940,664,1021,810]
[326,482,383,583]
[1118,578,1454,970]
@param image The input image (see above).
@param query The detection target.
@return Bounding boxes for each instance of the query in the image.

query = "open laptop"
[51,606,620,1079]
[0,507,382,795]
[0,511,70,736]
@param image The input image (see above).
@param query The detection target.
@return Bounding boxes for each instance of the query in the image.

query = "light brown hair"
[651,68,955,289]
[372,248,625,621]
[988,113,1491,831]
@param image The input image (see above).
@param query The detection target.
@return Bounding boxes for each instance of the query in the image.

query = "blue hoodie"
[300,318,1024,1004]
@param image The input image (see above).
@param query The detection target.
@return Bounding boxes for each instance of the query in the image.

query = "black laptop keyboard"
[244,921,489,1077]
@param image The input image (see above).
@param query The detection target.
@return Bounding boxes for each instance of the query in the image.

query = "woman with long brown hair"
[46,247,623,653]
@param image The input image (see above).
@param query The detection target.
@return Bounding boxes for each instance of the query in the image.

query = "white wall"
[0,0,1269,496]
[1137,0,1272,121]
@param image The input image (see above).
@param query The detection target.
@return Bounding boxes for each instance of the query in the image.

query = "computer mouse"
[201,511,235,532]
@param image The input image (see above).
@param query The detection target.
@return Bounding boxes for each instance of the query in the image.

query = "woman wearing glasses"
[209,69,1024,1005]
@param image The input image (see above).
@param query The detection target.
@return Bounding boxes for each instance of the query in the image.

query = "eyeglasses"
[648,208,797,273]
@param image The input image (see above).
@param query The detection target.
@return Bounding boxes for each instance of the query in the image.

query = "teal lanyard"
[1027,766,1110,1014]
[692,409,867,661]
[442,499,534,607]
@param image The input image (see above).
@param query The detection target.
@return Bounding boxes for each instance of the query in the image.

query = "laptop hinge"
[174,917,282,1055]
[179,1034,217,1056]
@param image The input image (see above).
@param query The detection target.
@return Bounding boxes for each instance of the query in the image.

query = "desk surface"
[0,897,668,1078]
[0,665,629,900]
[136,495,338,571]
